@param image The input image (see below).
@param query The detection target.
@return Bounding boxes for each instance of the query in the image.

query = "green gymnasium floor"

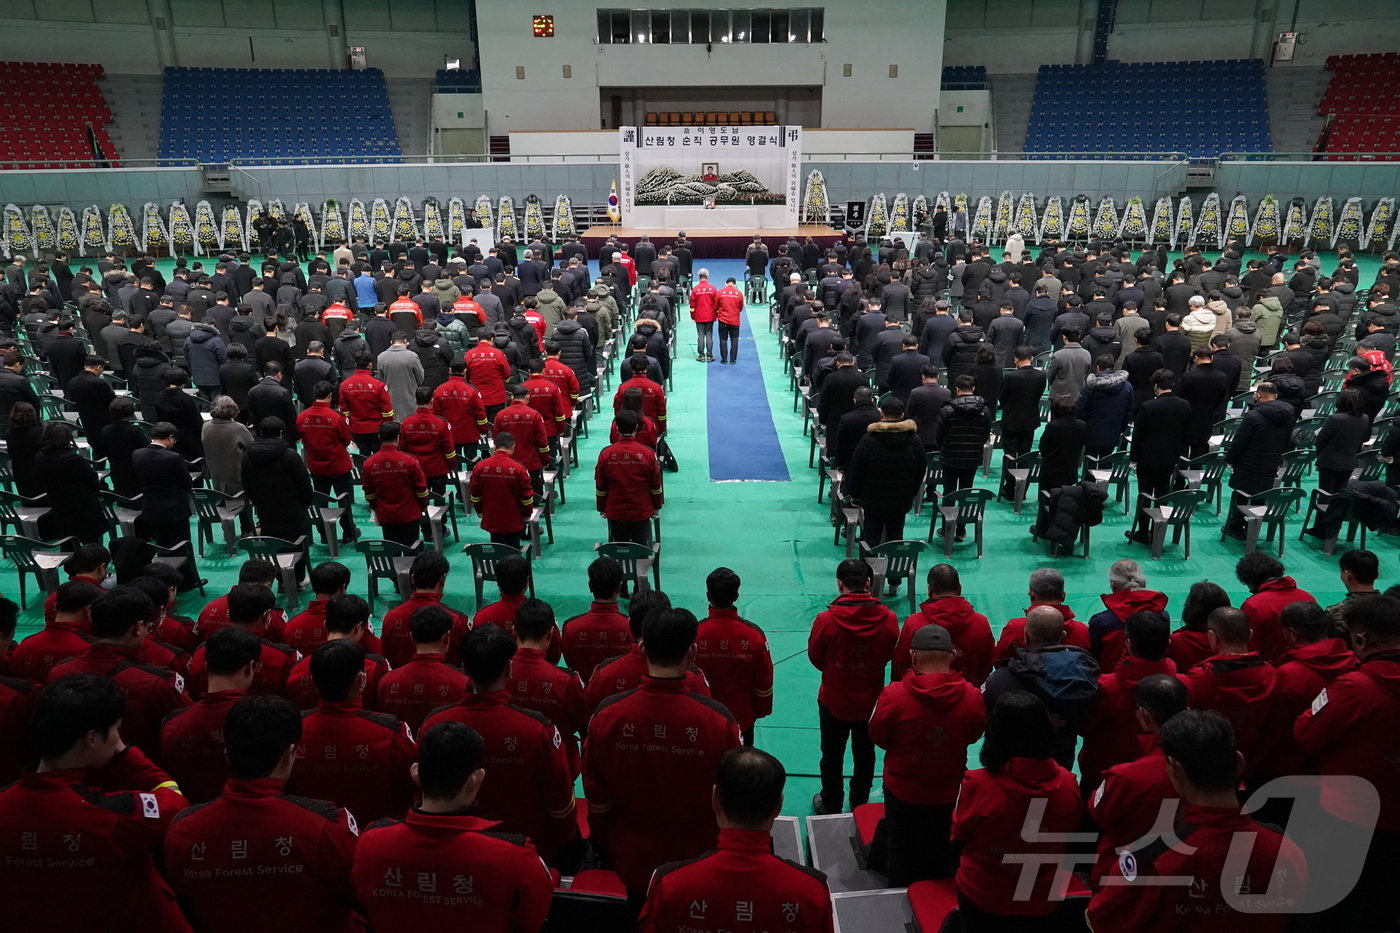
[9,247,1388,823]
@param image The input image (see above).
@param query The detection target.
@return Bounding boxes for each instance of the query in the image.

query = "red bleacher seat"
[568,869,628,898]
[908,876,1092,933]
[0,60,119,168]
[853,802,884,859]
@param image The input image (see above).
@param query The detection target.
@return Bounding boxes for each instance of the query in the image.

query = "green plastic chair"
[863,539,930,613]
[594,540,661,594]
[463,542,533,613]
[356,538,421,608]
[0,534,76,607]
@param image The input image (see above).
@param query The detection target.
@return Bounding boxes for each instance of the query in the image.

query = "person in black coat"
[1176,347,1232,459]
[1128,370,1193,543]
[1037,397,1086,494]
[45,318,88,390]
[247,364,300,443]
[970,345,1003,421]
[1314,389,1371,495]
[1345,357,1390,423]
[884,339,930,402]
[33,421,105,544]
[152,370,205,462]
[240,416,314,578]
[1152,315,1192,380]
[131,422,195,569]
[66,355,116,457]
[842,396,926,548]
[6,402,44,498]
[0,349,39,440]
[218,345,258,420]
[998,349,1048,461]
[1122,342,1164,411]
[100,397,148,498]
[932,376,992,531]
[818,353,867,437]
[941,312,986,381]
[908,366,951,450]
[1223,383,1297,538]
[834,387,881,472]
[1076,356,1134,458]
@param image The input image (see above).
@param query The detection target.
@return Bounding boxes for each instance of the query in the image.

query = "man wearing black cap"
[869,623,986,884]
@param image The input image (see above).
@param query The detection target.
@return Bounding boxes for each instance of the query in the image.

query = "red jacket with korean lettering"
[297,399,355,476]
[285,652,390,711]
[1270,636,1359,775]
[351,810,553,933]
[467,450,535,534]
[1086,737,1176,884]
[283,599,385,660]
[284,699,417,825]
[508,646,586,773]
[362,442,429,524]
[541,358,580,411]
[807,593,899,722]
[376,654,471,732]
[639,828,835,933]
[689,278,718,323]
[693,607,774,732]
[595,437,664,521]
[869,669,984,805]
[585,645,710,714]
[48,643,191,760]
[9,617,90,682]
[186,637,299,698]
[493,401,552,472]
[1087,803,1307,933]
[523,375,569,438]
[952,758,1084,917]
[584,676,741,893]
[1185,653,1282,781]
[716,283,744,327]
[400,408,458,479]
[560,601,634,684]
[1241,576,1314,664]
[160,688,244,805]
[994,603,1092,661]
[380,592,471,669]
[1295,651,1400,830]
[422,690,577,859]
[1077,655,1184,793]
[339,368,394,433]
[164,777,362,933]
[431,375,490,446]
[465,342,512,407]
[613,375,668,432]
[476,596,561,663]
[0,746,192,933]
[195,593,288,644]
[893,596,995,685]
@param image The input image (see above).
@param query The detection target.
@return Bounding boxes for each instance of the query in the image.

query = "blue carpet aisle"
[707,307,792,482]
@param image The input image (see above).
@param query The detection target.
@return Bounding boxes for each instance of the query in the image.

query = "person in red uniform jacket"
[143,562,202,653]
[339,353,394,455]
[423,624,578,865]
[509,598,585,775]
[494,383,552,480]
[1086,673,1188,884]
[585,591,710,713]
[994,567,1092,660]
[689,268,719,362]
[0,674,193,933]
[613,356,668,432]
[322,299,354,330]
[351,720,554,933]
[1078,609,1185,795]
[1086,559,1170,671]
[161,627,261,804]
[522,357,569,443]
[194,560,290,643]
[9,579,102,682]
[38,542,108,626]
[0,671,37,782]
[388,293,423,330]
[1270,600,1358,776]
[48,586,191,761]
[400,386,458,495]
[362,421,429,547]
[639,748,834,933]
[283,560,387,658]
[595,409,664,545]
[297,380,360,542]
[1184,607,1282,787]
[379,551,472,668]
[561,558,634,682]
[1235,552,1314,664]
[892,563,994,685]
[1088,710,1308,933]
[377,604,471,731]
[1169,580,1231,671]
[284,637,416,824]
[186,584,299,697]
[869,623,985,885]
[465,335,513,421]
[807,558,899,814]
[541,346,580,414]
[432,361,490,458]
[693,567,774,746]
[284,593,391,710]
[467,431,536,550]
[615,247,637,288]
[164,695,363,933]
[715,275,745,364]
[585,607,741,894]
[1295,595,1400,930]
[452,293,487,329]
[952,692,1084,927]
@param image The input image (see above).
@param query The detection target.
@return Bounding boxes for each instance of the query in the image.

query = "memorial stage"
[580,224,845,259]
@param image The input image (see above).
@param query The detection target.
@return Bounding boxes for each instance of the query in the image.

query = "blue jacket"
[354,273,379,308]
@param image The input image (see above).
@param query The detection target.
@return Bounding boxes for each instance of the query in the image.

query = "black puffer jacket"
[932,394,991,470]
[132,344,175,415]
[941,325,986,379]
[552,319,595,389]
[911,265,944,301]
[1227,398,1296,490]
[410,329,453,389]
[1038,481,1108,549]
[240,437,313,528]
[842,419,926,516]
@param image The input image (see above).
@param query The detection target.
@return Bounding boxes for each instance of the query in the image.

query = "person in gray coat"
[201,395,255,496]
[376,332,425,423]
[1044,326,1092,403]
[1221,309,1263,391]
